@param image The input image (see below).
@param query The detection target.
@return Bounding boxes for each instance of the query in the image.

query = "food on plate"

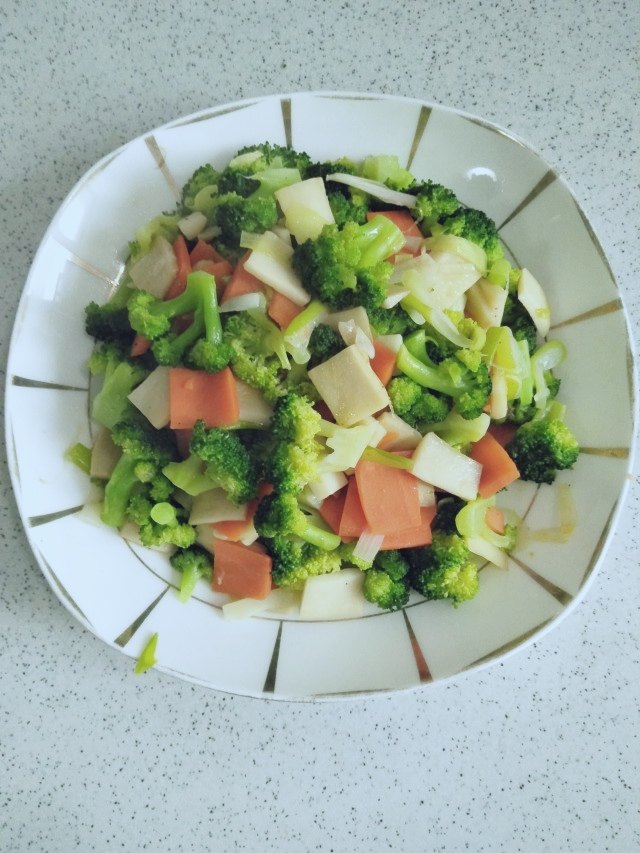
[73,143,579,618]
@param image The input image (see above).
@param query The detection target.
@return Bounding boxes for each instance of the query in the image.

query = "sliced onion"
[338,320,375,358]
[466,536,508,569]
[382,285,410,309]
[404,235,423,253]
[417,482,436,507]
[326,173,417,208]
[353,530,385,564]
[219,292,267,313]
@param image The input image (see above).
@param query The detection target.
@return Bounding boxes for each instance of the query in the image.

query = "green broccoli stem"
[356,215,405,267]
[396,344,463,397]
[101,454,141,528]
[296,519,341,551]
[361,446,414,470]
[65,443,92,474]
[147,271,223,343]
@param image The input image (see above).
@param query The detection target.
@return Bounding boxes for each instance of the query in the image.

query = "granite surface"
[1,0,639,850]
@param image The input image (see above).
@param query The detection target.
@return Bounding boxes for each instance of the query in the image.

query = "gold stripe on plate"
[29,506,84,527]
[67,253,119,291]
[403,609,432,683]
[170,102,254,128]
[406,105,432,171]
[262,621,283,693]
[113,587,169,647]
[12,376,88,392]
[551,299,622,331]
[574,202,618,287]
[145,135,182,201]
[509,555,573,605]
[497,170,557,230]
[317,94,382,102]
[280,98,292,147]
[41,557,90,623]
[580,503,620,589]
[580,447,629,459]
[465,618,556,670]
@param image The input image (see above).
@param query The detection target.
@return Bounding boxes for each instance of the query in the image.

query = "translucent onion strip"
[353,530,385,564]
[219,292,267,313]
[325,173,418,208]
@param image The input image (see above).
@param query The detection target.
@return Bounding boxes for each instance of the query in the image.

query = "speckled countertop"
[1,1,639,850]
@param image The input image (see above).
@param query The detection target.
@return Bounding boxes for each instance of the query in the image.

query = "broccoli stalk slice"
[101,454,142,528]
[355,215,406,267]
[396,345,473,398]
[360,446,414,470]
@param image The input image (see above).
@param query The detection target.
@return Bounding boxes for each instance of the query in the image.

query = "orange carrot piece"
[338,477,369,539]
[168,366,239,429]
[470,431,520,498]
[380,505,436,550]
[130,333,151,357]
[222,251,265,303]
[164,236,192,299]
[485,505,505,534]
[268,291,304,329]
[189,239,227,266]
[488,422,518,448]
[369,339,397,386]
[354,459,422,535]
[192,258,234,280]
[319,487,348,535]
[212,539,272,599]
[211,519,251,541]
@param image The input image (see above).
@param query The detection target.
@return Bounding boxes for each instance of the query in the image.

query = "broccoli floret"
[89,342,149,429]
[292,216,405,311]
[508,401,579,484]
[189,420,259,504]
[255,492,340,551]
[100,419,177,529]
[267,536,342,589]
[307,324,345,368]
[502,293,538,354]
[85,285,135,345]
[128,270,232,372]
[170,545,212,601]
[363,570,409,611]
[508,370,561,425]
[397,334,492,420]
[182,164,220,210]
[237,142,313,175]
[306,158,371,226]
[373,549,410,580]
[441,207,503,264]
[361,154,414,191]
[337,541,373,571]
[388,376,451,432]
[211,192,278,252]
[267,392,323,494]
[407,531,479,604]
[367,305,418,336]
[410,180,460,232]
[128,213,182,261]
[223,311,291,404]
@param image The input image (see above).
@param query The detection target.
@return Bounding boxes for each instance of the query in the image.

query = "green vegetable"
[508,401,579,484]
[134,632,159,674]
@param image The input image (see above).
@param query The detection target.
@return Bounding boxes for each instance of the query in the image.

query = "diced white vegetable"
[196,524,216,552]
[411,432,482,501]
[465,278,508,329]
[299,569,365,620]
[219,292,267,313]
[323,306,372,339]
[326,173,418,209]
[352,530,385,563]
[222,588,301,620]
[376,334,404,355]
[127,366,171,429]
[178,211,208,240]
[275,177,335,243]
[417,482,436,508]
[77,501,104,528]
[235,379,273,426]
[308,470,348,501]
[243,231,310,306]
[90,427,121,479]
[271,224,293,246]
[239,520,259,547]
[338,320,375,358]
[518,268,551,337]
[300,487,323,510]
[466,536,508,569]
[188,489,247,526]
[375,411,422,450]
[128,236,178,298]
[489,366,508,420]
[308,345,389,427]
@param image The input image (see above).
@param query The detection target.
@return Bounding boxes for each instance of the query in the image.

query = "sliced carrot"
[470,431,520,498]
[338,477,369,539]
[488,422,518,448]
[212,539,272,599]
[130,333,151,357]
[189,239,227,266]
[370,339,397,386]
[367,210,423,256]
[268,291,304,329]
[222,251,265,303]
[169,366,239,429]
[485,505,505,534]
[354,459,421,535]
[380,505,436,550]
[319,487,348,535]
[192,258,234,281]
[164,235,193,300]
[211,519,251,541]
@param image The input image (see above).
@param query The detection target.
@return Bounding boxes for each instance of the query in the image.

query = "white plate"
[5,92,637,700]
